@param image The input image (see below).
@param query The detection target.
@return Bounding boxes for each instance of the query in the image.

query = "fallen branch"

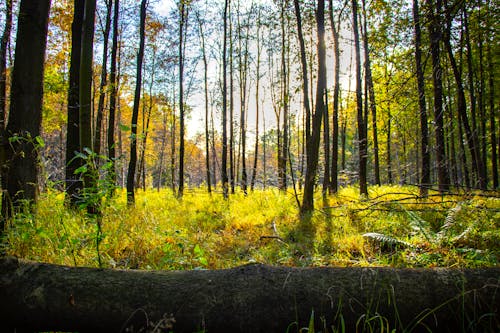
[0,257,499,332]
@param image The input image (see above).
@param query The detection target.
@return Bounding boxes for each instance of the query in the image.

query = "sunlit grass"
[3,185,499,269]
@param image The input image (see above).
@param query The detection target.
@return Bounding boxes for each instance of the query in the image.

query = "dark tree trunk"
[237,7,249,195]
[79,0,98,214]
[301,0,326,214]
[93,0,112,158]
[250,8,262,192]
[328,0,340,193]
[361,0,380,186]
[2,0,51,220]
[64,0,85,206]
[445,3,485,190]
[229,3,235,195]
[413,0,430,196]
[352,0,367,196]
[293,0,311,148]
[278,0,288,192]
[426,0,450,192]
[488,29,498,188]
[221,0,229,199]
[178,2,188,198]
[126,0,146,205]
[107,0,120,189]
[1,258,499,333]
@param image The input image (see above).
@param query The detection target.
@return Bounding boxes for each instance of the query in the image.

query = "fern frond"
[441,204,462,231]
[362,232,412,248]
[404,209,433,242]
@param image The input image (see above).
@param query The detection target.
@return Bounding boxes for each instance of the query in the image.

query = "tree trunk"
[229,2,235,195]
[352,0,368,196]
[0,257,498,333]
[361,0,380,186]
[126,0,146,205]
[413,0,430,196]
[93,0,112,158]
[444,3,484,190]
[2,0,51,219]
[63,0,85,206]
[426,0,450,192]
[301,0,326,214]
[328,0,340,193]
[293,0,311,150]
[0,0,12,128]
[107,0,120,190]
[250,7,262,192]
[178,2,187,198]
[221,0,229,199]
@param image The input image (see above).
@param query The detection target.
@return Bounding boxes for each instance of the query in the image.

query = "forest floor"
[3,185,499,269]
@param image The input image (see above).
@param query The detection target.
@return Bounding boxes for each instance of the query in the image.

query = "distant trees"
[0,0,498,218]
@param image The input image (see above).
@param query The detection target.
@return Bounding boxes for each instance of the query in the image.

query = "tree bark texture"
[3,0,51,213]
[0,257,499,332]
[126,0,146,205]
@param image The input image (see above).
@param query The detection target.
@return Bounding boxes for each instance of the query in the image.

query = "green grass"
[2,185,499,269]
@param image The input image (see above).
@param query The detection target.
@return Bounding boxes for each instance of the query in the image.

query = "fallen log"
[0,257,498,332]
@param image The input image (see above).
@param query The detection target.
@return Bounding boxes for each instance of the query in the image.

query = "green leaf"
[119,123,130,131]
[74,165,88,174]
[35,136,45,148]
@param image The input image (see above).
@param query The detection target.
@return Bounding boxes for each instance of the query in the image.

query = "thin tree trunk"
[237,3,249,194]
[328,0,340,193]
[446,3,484,189]
[323,90,330,195]
[293,0,311,146]
[413,0,430,195]
[229,2,235,194]
[126,0,146,205]
[361,0,379,186]
[178,2,187,198]
[487,18,498,188]
[93,0,112,158]
[278,0,288,192]
[79,0,98,214]
[64,0,85,206]
[301,0,326,215]
[221,0,229,199]
[250,7,262,191]
[426,0,450,192]
[352,0,367,196]
[107,0,119,190]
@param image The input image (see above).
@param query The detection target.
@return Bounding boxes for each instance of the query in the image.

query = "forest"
[0,0,499,332]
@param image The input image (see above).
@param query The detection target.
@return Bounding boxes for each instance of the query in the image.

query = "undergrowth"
[2,185,499,269]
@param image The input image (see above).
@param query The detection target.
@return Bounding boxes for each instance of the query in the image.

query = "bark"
[361,0,380,187]
[352,0,367,196]
[293,0,311,147]
[426,0,450,192]
[250,7,262,192]
[2,0,51,218]
[413,0,430,196]
[107,0,120,189]
[93,0,112,157]
[221,0,229,199]
[0,257,499,333]
[126,0,146,205]
[229,2,235,195]
[237,4,249,195]
[79,0,98,214]
[197,11,211,193]
[444,1,486,189]
[328,0,340,193]
[278,0,288,192]
[178,2,187,198]
[64,0,85,206]
[301,0,326,214]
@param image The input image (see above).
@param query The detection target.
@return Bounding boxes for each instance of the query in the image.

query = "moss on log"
[0,257,499,332]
